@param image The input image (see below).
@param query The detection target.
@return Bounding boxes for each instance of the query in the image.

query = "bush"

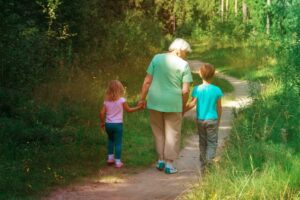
[100,10,163,63]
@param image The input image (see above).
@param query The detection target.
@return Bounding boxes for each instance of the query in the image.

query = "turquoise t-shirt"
[146,53,193,112]
[192,83,223,120]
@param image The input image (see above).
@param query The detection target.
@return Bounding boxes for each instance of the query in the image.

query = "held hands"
[137,99,146,110]
[182,105,188,116]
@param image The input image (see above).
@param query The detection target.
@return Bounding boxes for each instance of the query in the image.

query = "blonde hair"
[105,80,125,101]
[199,63,215,81]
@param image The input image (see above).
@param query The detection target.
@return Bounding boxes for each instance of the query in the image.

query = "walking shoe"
[164,167,178,174]
[107,158,115,165]
[115,162,124,168]
[156,161,165,171]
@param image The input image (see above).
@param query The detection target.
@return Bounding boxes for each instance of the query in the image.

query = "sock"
[108,154,114,160]
[166,163,173,169]
[115,159,121,164]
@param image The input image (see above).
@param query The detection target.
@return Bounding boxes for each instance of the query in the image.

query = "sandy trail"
[44,60,250,200]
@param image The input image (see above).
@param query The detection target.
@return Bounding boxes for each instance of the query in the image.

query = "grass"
[181,41,300,200]
[190,68,235,103]
[189,41,277,82]
[0,56,202,199]
[191,73,234,94]
[182,90,300,199]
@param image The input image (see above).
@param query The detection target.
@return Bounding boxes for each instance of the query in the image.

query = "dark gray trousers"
[197,120,218,168]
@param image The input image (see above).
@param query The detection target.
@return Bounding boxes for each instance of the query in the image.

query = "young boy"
[184,63,223,171]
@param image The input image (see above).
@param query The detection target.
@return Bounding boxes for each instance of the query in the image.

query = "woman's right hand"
[137,100,146,109]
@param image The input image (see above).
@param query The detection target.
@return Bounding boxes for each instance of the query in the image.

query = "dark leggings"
[105,123,123,159]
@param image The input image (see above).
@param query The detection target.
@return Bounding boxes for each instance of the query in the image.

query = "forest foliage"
[1,0,300,199]
[2,0,299,88]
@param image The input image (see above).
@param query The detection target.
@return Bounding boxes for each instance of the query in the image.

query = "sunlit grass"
[182,41,300,200]
[182,133,300,200]
[189,43,277,82]
[191,73,234,93]
[0,57,198,199]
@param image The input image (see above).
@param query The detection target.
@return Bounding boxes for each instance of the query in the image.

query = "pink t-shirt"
[104,97,126,123]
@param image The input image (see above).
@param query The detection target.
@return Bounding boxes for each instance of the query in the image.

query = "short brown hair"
[105,80,125,101]
[199,63,215,81]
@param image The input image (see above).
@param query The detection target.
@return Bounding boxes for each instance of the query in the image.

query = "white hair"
[168,38,192,52]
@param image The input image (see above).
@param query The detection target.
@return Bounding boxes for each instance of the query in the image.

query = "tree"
[226,0,229,19]
[266,0,271,35]
[155,0,176,34]
[242,0,248,22]
[235,0,238,17]
[221,0,225,21]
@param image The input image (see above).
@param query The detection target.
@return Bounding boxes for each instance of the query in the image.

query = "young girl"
[100,80,141,168]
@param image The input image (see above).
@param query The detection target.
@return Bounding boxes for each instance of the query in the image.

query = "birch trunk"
[226,0,229,19]
[221,0,224,21]
[266,0,271,34]
[235,0,238,17]
[242,0,247,22]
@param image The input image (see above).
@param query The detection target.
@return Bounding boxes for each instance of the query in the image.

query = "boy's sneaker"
[107,159,115,165]
[156,161,165,171]
[164,166,178,174]
[115,162,124,168]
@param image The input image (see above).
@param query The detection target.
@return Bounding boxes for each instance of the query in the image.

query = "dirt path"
[44,60,251,200]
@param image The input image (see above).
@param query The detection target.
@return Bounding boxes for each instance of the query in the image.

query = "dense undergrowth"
[0,58,234,199]
[183,35,300,200]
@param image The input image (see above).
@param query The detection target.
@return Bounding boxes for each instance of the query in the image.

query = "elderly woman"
[138,38,193,174]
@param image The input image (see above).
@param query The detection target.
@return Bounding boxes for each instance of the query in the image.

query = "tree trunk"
[266,0,271,34]
[221,0,224,21]
[172,15,176,33]
[226,0,229,19]
[235,0,238,17]
[242,0,247,22]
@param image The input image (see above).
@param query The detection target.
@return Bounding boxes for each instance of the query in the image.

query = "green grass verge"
[183,86,300,199]
[189,41,277,82]
[182,42,300,200]
[0,97,195,199]
[191,73,234,94]
[0,57,199,199]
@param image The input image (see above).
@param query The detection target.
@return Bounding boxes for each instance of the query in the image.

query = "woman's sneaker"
[115,162,124,168]
[156,161,165,171]
[107,158,115,165]
[164,166,178,174]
